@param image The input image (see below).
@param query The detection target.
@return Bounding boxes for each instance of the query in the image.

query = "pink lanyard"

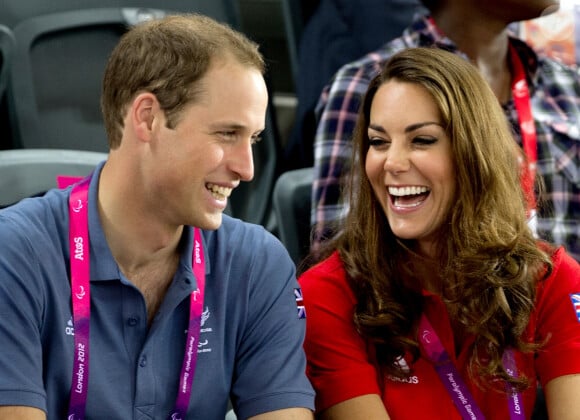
[509,44,538,232]
[67,179,205,419]
[418,314,525,419]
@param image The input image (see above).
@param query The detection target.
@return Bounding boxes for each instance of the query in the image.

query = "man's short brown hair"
[101,14,265,149]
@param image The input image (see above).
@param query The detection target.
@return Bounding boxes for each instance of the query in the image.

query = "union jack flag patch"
[570,293,580,322]
[294,288,306,319]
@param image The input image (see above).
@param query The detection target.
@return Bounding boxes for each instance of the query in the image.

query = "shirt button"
[127,317,139,327]
[139,356,147,367]
[184,278,192,285]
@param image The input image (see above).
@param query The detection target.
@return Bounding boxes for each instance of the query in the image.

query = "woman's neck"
[401,246,444,295]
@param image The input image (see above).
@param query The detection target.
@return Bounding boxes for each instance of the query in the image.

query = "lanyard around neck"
[67,179,206,419]
[171,227,206,419]
[67,177,91,419]
[418,314,525,420]
[509,44,538,232]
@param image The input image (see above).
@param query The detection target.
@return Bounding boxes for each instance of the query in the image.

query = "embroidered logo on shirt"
[395,355,410,373]
[200,307,210,327]
[198,306,213,353]
[184,306,214,354]
[387,356,419,384]
[65,318,75,336]
[570,293,580,322]
[294,288,306,319]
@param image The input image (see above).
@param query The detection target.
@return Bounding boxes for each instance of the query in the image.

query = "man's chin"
[197,213,223,231]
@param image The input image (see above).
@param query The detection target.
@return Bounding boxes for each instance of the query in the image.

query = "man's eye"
[219,131,236,139]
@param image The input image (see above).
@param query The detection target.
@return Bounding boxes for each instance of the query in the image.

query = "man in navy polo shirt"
[0,14,314,420]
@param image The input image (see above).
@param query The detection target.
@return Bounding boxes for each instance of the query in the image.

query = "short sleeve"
[299,253,382,412]
[0,214,47,410]
[534,247,580,385]
[230,229,315,418]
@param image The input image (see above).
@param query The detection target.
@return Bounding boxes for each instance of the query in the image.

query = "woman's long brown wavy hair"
[316,47,552,391]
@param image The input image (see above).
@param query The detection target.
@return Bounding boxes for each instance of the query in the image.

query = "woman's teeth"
[388,186,430,208]
[388,186,429,196]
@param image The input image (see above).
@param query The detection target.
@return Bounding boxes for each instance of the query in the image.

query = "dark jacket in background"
[284,0,426,170]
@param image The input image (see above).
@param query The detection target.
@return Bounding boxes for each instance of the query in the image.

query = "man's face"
[146,57,268,230]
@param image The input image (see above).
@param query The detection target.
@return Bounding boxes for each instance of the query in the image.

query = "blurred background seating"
[0,148,106,208]
[0,0,279,229]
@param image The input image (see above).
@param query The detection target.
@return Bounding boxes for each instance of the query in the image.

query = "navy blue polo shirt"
[0,162,314,419]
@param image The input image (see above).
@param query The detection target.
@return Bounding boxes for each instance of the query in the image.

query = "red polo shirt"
[299,247,580,418]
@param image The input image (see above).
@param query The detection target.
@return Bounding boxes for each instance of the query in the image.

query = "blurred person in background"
[311,0,580,262]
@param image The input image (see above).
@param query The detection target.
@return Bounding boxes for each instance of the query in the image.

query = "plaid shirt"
[312,14,580,260]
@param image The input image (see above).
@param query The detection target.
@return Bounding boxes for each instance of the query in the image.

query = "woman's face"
[365,80,456,257]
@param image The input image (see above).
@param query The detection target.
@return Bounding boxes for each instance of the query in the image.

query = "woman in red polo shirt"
[299,47,580,419]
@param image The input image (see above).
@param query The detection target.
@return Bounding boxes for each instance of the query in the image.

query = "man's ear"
[131,92,160,142]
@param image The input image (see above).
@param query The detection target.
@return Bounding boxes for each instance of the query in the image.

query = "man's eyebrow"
[208,122,265,135]
[208,122,245,130]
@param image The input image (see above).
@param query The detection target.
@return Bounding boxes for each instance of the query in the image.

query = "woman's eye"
[413,136,437,145]
[369,137,389,148]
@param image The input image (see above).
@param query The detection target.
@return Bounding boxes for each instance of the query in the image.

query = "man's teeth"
[388,186,429,196]
[206,183,233,200]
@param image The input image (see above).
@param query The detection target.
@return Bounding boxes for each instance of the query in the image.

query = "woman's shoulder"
[300,251,345,279]
[299,251,355,301]
[541,245,580,285]
[533,245,580,321]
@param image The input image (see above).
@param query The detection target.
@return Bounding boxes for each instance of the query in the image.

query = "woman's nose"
[383,145,410,173]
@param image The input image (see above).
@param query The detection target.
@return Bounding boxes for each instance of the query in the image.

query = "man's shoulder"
[537,55,580,82]
[206,215,286,257]
[0,190,68,289]
[511,36,580,84]
[0,188,68,242]
[210,214,267,239]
